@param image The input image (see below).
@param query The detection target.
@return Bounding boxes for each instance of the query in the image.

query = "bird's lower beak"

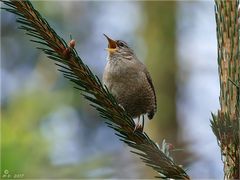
[104,34,117,53]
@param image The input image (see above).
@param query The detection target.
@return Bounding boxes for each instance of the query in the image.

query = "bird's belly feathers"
[103,63,155,118]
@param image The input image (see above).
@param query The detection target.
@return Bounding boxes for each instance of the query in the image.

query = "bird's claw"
[133,123,143,133]
[118,104,125,111]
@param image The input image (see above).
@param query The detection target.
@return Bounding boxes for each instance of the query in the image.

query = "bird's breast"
[103,60,155,118]
[103,60,142,94]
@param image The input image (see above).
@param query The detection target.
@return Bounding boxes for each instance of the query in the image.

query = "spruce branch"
[211,0,239,179]
[1,0,190,179]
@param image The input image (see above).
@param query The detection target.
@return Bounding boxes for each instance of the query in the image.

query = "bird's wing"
[144,68,157,119]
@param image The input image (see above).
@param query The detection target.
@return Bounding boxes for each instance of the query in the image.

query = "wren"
[102,34,157,131]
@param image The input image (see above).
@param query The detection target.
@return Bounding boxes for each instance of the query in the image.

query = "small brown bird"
[103,34,157,131]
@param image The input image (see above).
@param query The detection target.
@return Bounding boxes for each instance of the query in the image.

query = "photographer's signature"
[2,169,24,179]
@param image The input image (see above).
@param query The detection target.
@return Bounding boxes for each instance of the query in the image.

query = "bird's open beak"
[104,34,117,53]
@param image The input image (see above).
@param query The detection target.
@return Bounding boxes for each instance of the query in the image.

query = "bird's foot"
[133,123,143,133]
[118,104,125,111]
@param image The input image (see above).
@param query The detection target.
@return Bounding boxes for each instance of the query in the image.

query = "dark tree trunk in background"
[141,1,181,176]
[142,1,178,145]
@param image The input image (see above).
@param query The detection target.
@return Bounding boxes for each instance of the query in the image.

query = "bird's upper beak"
[104,34,117,53]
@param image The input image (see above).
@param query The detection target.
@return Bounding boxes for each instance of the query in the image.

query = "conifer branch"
[1,0,189,179]
[211,0,239,179]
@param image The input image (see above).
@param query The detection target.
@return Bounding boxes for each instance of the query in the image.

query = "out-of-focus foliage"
[1,89,114,178]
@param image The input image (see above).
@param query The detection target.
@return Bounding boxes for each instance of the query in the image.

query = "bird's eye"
[118,41,124,47]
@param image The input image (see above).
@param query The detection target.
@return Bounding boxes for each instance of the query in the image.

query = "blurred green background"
[1,1,222,179]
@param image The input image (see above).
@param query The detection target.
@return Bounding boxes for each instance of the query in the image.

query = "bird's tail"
[147,109,155,120]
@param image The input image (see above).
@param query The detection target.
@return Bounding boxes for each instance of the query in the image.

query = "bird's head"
[104,34,134,60]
